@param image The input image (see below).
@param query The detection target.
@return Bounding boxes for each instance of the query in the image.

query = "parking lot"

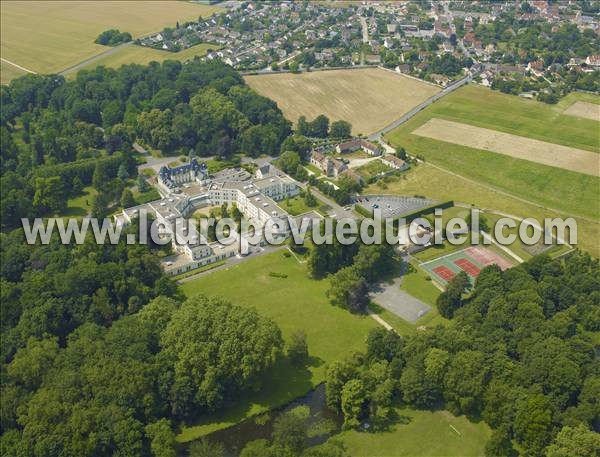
[355,195,435,219]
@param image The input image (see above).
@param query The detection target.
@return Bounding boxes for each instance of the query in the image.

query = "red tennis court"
[432,265,456,281]
[454,258,481,277]
[466,246,513,270]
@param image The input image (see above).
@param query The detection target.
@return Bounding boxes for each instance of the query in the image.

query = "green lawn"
[364,163,599,258]
[63,186,97,217]
[281,195,320,216]
[325,407,491,457]
[356,159,390,179]
[305,164,323,176]
[72,43,217,74]
[133,187,160,205]
[178,251,379,441]
[384,85,599,224]
[401,261,443,306]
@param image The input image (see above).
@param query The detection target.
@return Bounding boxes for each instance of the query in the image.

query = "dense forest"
[1,227,284,455]
[324,252,600,457]
[0,59,291,228]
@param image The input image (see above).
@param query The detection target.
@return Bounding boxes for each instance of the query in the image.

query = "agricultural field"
[245,68,440,135]
[1,60,27,85]
[178,250,380,440]
[383,85,600,255]
[412,118,599,177]
[563,101,600,121]
[0,0,221,79]
[68,42,217,75]
[365,164,599,258]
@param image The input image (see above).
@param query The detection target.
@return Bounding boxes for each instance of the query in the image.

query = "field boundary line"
[1,57,36,74]
[424,162,598,224]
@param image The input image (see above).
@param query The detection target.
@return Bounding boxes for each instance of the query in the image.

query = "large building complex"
[118,160,305,275]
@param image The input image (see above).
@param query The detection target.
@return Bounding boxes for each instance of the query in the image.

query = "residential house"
[380,155,409,171]
[336,139,382,156]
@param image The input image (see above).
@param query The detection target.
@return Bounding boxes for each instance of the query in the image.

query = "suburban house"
[310,150,348,177]
[380,155,409,171]
[335,139,382,156]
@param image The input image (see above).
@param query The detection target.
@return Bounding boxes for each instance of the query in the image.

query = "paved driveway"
[371,276,431,324]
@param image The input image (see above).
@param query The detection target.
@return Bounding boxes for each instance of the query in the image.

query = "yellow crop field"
[412,118,599,177]
[563,101,600,121]
[245,68,440,135]
[0,1,221,79]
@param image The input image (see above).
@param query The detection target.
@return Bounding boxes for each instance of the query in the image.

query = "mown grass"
[385,85,599,223]
[364,163,599,258]
[177,251,379,441]
[324,407,491,457]
[63,186,97,217]
[72,42,217,75]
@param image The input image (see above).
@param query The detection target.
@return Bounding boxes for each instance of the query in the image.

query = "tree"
[32,176,66,214]
[138,176,149,193]
[121,188,135,208]
[160,296,283,416]
[513,394,554,456]
[145,419,176,457]
[287,330,309,367]
[304,187,317,207]
[92,161,110,190]
[329,120,352,138]
[272,406,309,455]
[311,115,330,138]
[117,163,129,180]
[366,328,403,363]
[341,379,366,429]
[327,267,369,312]
[484,427,516,457]
[546,424,600,457]
[240,440,275,457]
[436,271,471,318]
[188,438,225,457]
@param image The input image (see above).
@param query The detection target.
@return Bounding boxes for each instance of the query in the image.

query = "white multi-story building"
[119,161,304,275]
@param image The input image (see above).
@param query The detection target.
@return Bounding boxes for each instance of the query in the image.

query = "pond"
[181,384,343,457]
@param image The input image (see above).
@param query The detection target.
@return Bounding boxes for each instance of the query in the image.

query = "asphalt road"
[368,74,473,141]
[60,41,134,76]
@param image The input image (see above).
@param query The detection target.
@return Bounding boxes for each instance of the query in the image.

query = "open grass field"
[384,86,600,252]
[326,407,491,457]
[365,164,599,258]
[563,101,600,121]
[245,68,440,135]
[70,42,217,75]
[0,1,221,78]
[177,251,379,441]
[412,118,599,177]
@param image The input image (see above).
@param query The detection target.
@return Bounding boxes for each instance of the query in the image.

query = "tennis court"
[420,246,514,287]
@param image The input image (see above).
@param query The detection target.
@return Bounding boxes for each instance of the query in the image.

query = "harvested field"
[0,1,221,78]
[245,68,440,135]
[563,101,600,121]
[412,118,599,177]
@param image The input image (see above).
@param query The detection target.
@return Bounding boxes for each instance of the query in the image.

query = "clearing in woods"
[563,101,600,121]
[412,118,600,177]
[244,68,440,135]
[0,1,221,78]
